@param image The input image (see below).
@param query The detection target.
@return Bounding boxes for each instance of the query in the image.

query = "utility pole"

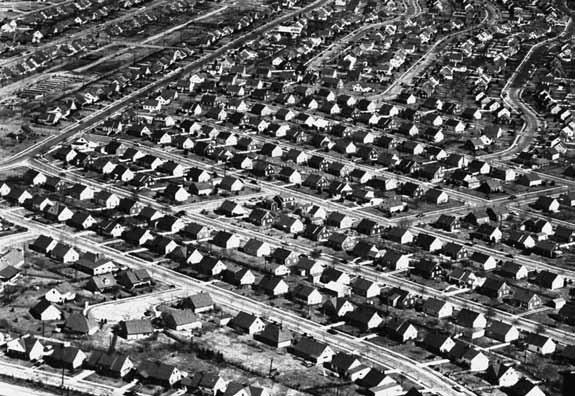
[268,357,273,377]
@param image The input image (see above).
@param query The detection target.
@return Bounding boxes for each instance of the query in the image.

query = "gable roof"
[64,312,98,334]
[257,323,292,345]
[291,337,330,359]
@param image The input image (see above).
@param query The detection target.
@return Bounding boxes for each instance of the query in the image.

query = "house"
[320,267,350,289]
[86,351,134,378]
[222,267,256,287]
[137,361,182,387]
[423,298,453,318]
[491,167,516,182]
[146,235,179,256]
[508,378,546,396]
[328,352,369,381]
[442,242,468,260]
[383,319,418,343]
[536,270,564,290]
[423,333,455,354]
[554,226,575,243]
[85,274,117,293]
[163,310,202,331]
[45,284,76,304]
[463,210,490,226]
[217,200,248,217]
[358,369,403,396]
[323,297,356,318]
[327,232,355,251]
[118,198,142,215]
[248,208,274,228]
[5,187,32,205]
[185,293,214,313]
[474,224,503,243]
[212,231,241,249]
[0,264,21,284]
[292,284,323,305]
[30,235,57,254]
[94,191,120,209]
[187,372,227,395]
[351,278,380,299]
[413,259,444,280]
[480,278,511,299]
[423,189,449,204]
[351,240,380,259]
[219,176,244,192]
[510,289,542,310]
[278,167,302,184]
[30,299,62,321]
[116,269,152,290]
[448,269,479,289]
[118,319,154,340]
[164,184,190,202]
[272,248,299,267]
[242,239,271,257]
[356,219,383,236]
[416,234,443,252]
[534,196,560,212]
[75,258,117,276]
[123,228,154,246]
[68,184,95,200]
[198,256,227,276]
[326,212,354,229]
[486,362,520,387]
[179,247,203,265]
[255,323,293,348]
[434,215,460,232]
[517,173,543,187]
[154,215,185,234]
[419,163,445,183]
[28,196,54,213]
[6,335,45,361]
[377,250,410,271]
[229,311,265,335]
[182,223,211,240]
[257,276,289,296]
[290,337,334,364]
[45,204,74,223]
[460,349,489,372]
[524,333,556,355]
[386,228,414,245]
[500,261,529,280]
[294,256,324,280]
[469,252,497,271]
[521,219,553,235]
[455,309,487,329]
[346,307,383,330]
[50,243,79,263]
[48,345,86,370]
[385,288,416,309]
[275,214,304,234]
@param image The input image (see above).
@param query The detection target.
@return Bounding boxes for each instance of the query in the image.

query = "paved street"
[0,209,474,396]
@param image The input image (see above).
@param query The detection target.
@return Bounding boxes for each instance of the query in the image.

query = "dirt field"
[195,326,356,396]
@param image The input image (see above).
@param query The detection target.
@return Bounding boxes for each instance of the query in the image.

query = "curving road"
[26,158,575,348]
[0,0,335,171]
[369,4,497,102]
[0,209,474,396]
[481,17,574,161]
[305,0,422,70]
